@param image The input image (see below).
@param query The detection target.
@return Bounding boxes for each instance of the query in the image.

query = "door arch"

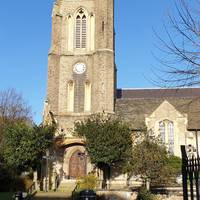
[69,150,87,179]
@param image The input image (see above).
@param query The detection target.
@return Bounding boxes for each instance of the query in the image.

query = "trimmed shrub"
[151,155,182,187]
[137,187,156,200]
[72,174,98,200]
[76,173,98,191]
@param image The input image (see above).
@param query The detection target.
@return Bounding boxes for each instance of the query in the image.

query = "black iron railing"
[181,145,200,200]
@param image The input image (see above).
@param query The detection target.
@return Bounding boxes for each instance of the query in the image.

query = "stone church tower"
[45,0,115,182]
[43,0,200,190]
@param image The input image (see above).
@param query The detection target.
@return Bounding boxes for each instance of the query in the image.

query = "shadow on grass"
[32,193,71,200]
[98,194,128,200]
[0,192,14,200]
[33,198,71,200]
[33,193,128,200]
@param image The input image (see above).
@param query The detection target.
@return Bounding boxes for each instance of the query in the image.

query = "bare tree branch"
[153,0,200,87]
[0,89,33,151]
[0,89,32,123]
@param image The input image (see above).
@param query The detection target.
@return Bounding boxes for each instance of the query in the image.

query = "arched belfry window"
[75,9,87,49]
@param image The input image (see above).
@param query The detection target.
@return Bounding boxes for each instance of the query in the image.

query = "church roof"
[117,88,200,99]
[116,88,200,130]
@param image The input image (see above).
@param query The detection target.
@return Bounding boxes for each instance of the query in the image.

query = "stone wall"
[156,195,182,200]
[97,190,183,200]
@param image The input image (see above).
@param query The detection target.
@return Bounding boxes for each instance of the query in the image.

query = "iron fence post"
[181,145,188,200]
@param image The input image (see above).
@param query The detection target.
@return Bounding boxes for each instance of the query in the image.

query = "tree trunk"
[102,165,111,189]
[145,178,150,191]
[126,175,130,187]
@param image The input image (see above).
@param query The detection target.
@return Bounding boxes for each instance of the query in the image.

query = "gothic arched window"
[67,81,74,112]
[159,121,165,143]
[84,81,91,112]
[75,9,87,49]
[168,121,174,154]
[159,120,174,154]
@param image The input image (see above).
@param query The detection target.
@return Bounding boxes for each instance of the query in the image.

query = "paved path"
[33,191,71,200]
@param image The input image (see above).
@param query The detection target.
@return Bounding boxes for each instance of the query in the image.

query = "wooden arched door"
[69,150,87,179]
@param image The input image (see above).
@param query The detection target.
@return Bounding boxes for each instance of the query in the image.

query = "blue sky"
[0,0,176,123]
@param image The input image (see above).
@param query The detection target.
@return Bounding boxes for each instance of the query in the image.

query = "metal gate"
[181,145,200,200]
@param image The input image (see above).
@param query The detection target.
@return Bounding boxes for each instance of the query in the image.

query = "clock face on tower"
[73,63,86,74]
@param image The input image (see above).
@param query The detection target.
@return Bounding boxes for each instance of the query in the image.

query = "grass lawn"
[0,193,13,200]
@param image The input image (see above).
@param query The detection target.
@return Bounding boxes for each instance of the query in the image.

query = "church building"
[43,0,200,188]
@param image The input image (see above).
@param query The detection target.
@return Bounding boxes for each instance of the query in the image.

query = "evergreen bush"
[72,174,98,200]
[137,187,156,200]
[76,173,98,191]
